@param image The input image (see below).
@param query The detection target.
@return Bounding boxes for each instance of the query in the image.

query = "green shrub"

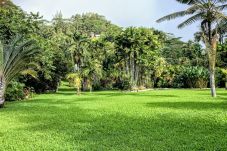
[174,66,209,88]
[114,75,132,90]
[5,81,25,101]
[216,68,226,88]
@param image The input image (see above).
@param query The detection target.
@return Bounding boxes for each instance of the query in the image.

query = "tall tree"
[115,27,161,88]
[157,0,227,97]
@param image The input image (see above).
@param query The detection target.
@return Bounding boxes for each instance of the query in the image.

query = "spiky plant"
[0,36,39,107]
[157,0,227,97]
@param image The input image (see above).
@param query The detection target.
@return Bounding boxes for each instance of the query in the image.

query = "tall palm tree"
[0,36,39,107]
[157,0,227,97]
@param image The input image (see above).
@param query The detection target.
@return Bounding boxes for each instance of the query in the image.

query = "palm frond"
[21,69,38,79]
[216,0,227,4]
[156,11,189,23]
[2,35,40,85]
[176,0,195,4]
[178,13,203,28]
[4,46,39,78]
[157,3,204,23]
[216,4,227,10]
[3,37,35,74]
[26,62,41,70]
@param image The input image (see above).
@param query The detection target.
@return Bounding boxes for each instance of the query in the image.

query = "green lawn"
[1,85,227,150]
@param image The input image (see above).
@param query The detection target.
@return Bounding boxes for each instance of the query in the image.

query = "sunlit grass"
[1,85,227,150]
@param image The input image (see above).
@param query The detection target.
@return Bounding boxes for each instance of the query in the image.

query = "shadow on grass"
[218,92,227,97]
[55,87,77,95]
[146,101,227,110]
[3,87,227,150]
[86,92,178,98]
[9,103,227,150]
[53,88,179,98]
[24,97,98,105]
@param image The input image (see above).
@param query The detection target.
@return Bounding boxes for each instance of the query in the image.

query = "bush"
[21,73,61,93]
[216,68,226,88]
[174,66,209,88]
[114,75,132,90]
[5,81,25,101]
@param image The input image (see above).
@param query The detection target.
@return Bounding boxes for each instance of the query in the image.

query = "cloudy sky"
[13,0,200,41]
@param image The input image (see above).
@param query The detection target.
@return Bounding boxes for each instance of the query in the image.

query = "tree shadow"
[58,87,75,92]
[218,92,227,97]
[55,87,77,95]
[55,92,77,96]
[146,101,227,110]
[22,97,99,106]
[2,88,227,150]
[90,91,178,98]
[7,104,227,150]
[54,89,178,98]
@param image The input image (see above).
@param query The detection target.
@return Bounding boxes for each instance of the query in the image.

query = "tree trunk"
[209,70,216,97]
[0,77,5,108]
[132,52,137,87]
[82,78,89,91]
[129,54,134,87]
[208,34,218,97]
[125,60,129,75]
[135,66,140,86]
[77,87,80,95]
[225,76,227,90]
[0,91,4,108]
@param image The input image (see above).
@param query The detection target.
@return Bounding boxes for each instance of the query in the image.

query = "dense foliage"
[5,80,25,101]
[0,1,226,101]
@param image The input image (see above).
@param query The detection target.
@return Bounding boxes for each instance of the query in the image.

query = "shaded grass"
[0,85,227,150]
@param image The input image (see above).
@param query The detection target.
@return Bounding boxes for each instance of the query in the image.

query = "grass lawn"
[1,85,227,151]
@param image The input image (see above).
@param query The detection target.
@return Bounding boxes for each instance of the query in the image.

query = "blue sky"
[13,0,200,41]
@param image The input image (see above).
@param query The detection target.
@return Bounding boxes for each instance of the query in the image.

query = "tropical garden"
[0,0,227,150]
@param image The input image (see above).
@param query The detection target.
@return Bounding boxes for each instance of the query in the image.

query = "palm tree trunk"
[208,34,218,97]
[0,76,5,108]
[209,69,216,97]
[225,75,227,90]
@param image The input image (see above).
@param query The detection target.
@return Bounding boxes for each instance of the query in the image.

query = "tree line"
[0,0,226,107]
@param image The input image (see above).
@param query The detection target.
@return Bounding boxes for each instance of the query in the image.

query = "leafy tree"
[115,27,162,89]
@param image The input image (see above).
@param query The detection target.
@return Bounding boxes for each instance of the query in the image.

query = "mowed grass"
[1,85,227,150]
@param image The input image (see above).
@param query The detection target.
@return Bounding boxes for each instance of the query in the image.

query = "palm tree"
[0,36,39,107]
[157,0,227,97]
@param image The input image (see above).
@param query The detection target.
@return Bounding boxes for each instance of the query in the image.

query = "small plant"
[5,81,25,101]
[66,73,82,95]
